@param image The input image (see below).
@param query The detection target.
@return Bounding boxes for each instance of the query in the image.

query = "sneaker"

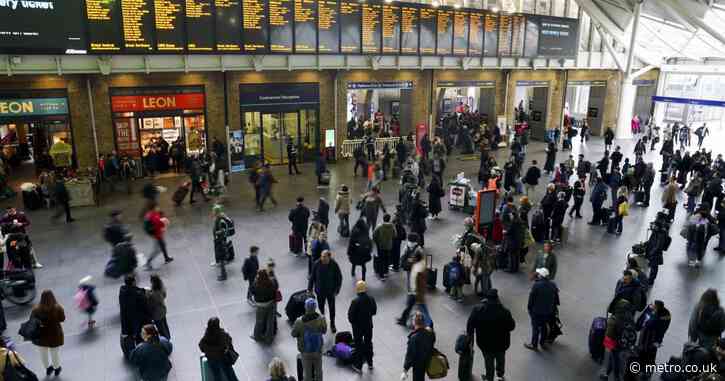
[164,257,174,264]
[32,262,43,269]
[523,343,538,351]
[351,364,362,374]
[688,260,696,267]
[210,261,219,267]
[143,263,153,271]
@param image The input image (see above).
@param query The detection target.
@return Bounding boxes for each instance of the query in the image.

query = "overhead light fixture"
[453,3,461,8]
[432,0,440,6]
[491,6,499,12]
[384,0,392,3]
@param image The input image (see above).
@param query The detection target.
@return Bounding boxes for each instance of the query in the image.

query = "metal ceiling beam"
[658,0,725,47]
[595,23,625,71]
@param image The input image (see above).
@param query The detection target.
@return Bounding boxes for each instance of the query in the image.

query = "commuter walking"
[242,246,260,304]
[104,209,131,248]
[147,274,170,340]
[568,181,585,218]
[348,218,373,281]
[662,176,679,222]
[523,160,541,202]
[257,164,278,211]
[287,139,301,175]
[291,298,327,381]
[466,289,516,381]
[362,187,386,230]
[252,269,278,343]
[589,177,608,225]
[75,275,99,329]
[335,185,351,237]
[308,250,342,333]
[212,204,234,280]
[401,312,435,381]
[31,290,65,377]
[199,317,240,381]
[397,237,425,326]
[189,157,210,204]
[372,214,395,280]
[348,280,377,373]
[532,242,558,280]
[51,178,73,223]
[143,204,173,270]
[289,197,311,255]
[130,324,173,381]
[524,268,559,351]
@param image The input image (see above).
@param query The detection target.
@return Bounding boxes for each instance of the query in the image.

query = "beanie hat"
[79,275,93,285]
[305,298,317,312]
[355,280,367,294]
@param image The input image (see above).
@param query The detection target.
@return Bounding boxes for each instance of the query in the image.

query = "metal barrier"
[340,137,411,158]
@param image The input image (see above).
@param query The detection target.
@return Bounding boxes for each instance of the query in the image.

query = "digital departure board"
[154,0,185,51]
[295,0,317,53]
[186,0,215,51]
[243,0,269,52]
[87,0,123,51]
[524,16,538,57]
[468,11,483,56]
[538,16,578,57]
[419,7,435,55]
[483,13,497,57]
[453,11,468,56]
[317,0,339,53]
[511,14,525,56]
[340,1,361,53]
[436,9,452,56]
[121,0,155,51]
[269,0,292,52]
[361,3,381,54]
[400,6,418,55]
[0,0,87,54]
[382,4,400,54]
[215,0,242,51]
[497,14,511,56]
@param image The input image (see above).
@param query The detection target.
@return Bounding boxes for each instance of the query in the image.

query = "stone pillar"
[615,77,635,139]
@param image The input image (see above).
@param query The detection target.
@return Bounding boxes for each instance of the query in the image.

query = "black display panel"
[436,9,452,55]
[538,16,578,57]
[215,0,242,51]
[523,16,538,57]
[400,5,418,55]
[452,11,468,56]
[511,14,525,57]
[497,14,511,56]
[382,4,400,54]
[339,0,360,53]
[269,0,292,52]
[468,11,483,56]
[0,0,87,54]
[87,0,123,51]
[317,0,339,53]
[295,0,317,53]
[361,3,381,54]
[419,7,435,55]
[121,0,155,51]
[186,0,215,51]
[154,0,185,51]
[243,0,269,52]
[483,13,497,57]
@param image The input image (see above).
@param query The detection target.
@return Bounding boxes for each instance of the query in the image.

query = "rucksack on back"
[302,327,324,353]
[223,216,236,237]
[74,288,91,310]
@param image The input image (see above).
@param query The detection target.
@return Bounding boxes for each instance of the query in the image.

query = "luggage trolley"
[448,173,473,212]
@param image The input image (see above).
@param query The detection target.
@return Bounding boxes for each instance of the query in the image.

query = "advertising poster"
[415,123,427,157]
[228,129,245,173]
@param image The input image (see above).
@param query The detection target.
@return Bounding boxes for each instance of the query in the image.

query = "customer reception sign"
[0,98,69,116]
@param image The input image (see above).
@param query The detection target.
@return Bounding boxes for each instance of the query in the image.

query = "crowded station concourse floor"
[1,135,721,381]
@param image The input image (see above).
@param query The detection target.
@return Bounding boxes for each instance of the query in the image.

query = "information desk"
[67,179,97,207]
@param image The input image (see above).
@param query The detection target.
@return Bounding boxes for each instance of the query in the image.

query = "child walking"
[75,276,99,329]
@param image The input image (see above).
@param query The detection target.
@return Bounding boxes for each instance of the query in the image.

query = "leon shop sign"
[111,93,205,112]
[0,98,69,117]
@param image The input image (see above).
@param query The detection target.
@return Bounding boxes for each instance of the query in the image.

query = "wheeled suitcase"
[285,289,315,322]
[22,189,41,210]
[588,317,607,362]
[200,355,230,381]
[607,216,618,234]
[634,190,645,204]
[289,232,303,254]
[425,254,437,290]
[335,331,353,345]
[172,183,190,206]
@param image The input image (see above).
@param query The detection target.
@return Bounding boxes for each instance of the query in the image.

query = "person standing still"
[523,160,541,203]
[466,289,516,381]
[291,299,327,381]
[242,246,260,304]
[287,139,301,175]
[147,274,171,340]
[189,156,210,204]
[308,250,342,333]
[211,204,234,281]
[373,214,395,280]
[31,290,65,377]
[348,280,377,373]
[199,317,240,381]
[289,197,311,255]
[524,268,559,352]
[401,312,435,381]
[52,178,74,223]
[335,185,351,236]
[143,204,174,270]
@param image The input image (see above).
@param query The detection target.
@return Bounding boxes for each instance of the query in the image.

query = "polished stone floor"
[2,133,723,381]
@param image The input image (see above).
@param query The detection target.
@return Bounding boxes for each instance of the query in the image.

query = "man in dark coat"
[308,250,343,333]
[524,268,559,351]
[289,196,311,252]
[317,197,330,229]
[409,194,429,247]
[589,177,608,225]
[52,179,73,223]
[636,300,671,380]
[403,312,436,381]
[104,210,131,247]
[348,280,377,373]
[466,289,516,381]
[611,270,644,312]
[610,146,623,173]
[119,274,151,343]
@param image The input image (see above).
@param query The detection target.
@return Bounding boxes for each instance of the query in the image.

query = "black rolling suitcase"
[607,216,618,234]
[172,182,190,206]
[22,189,41,210]
[634,190,645,204]
[425,254,437,290]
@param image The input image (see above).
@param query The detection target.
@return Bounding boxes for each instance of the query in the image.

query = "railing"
[340,137,413,158]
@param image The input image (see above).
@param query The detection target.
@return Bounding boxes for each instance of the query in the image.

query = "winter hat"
[304,298,317,312]
[79,275,93,285]
[355,280,367,294]
[535,268,550,279]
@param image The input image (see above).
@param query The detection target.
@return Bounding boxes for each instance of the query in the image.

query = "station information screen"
[120,0,155,51]
[339,0,361,53]
[452,11,468,56]
[87,0,123,51]
[382,4,400,54]
[511,14,525,56]
[154,0,185,51]
[361,3,381,54]
[419,7,435,55]
[186,0,215,51]
[538,16,578,57]
[269,0,292,52]
[497,14,511,56]
[294,0,317,53]
[243,0,269,52]
[0,0,87,54]
[317,0,339,53]
[400,5,418,55]
[468,11,483,56]
[436,9,452,55]
[215,0,242,51]
[483,13,497,56]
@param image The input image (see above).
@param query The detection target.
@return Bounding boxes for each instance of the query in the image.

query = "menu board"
[87,0,123,51]
[483,13,497,56]
[0,0,87,54]
[215,0,242,51]
[538,16,578,57]
[511,14,525,56]
[497,14,511,56]
[186,0,215,51]
[436,9,452,55]
[419,7,435,55]
[269,0,292,52]
[452,11,468,56]
[400,6,418,54]
[382,4,400,54]
[317,0,339,53]
[361,3,381,54]
[340,0,360,53]
[468,11,483,56]
[120,0,154,51]
[243,0,269,52]
[154,0,185,51]
[295,0,317,53]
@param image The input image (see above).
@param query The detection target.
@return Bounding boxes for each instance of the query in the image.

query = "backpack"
[448,264,461,284]
[222,216,235,237]
[74,288,91,311]
[617,320,637,350]
[454,333,472,355]
[332,342,353,360]
[143,218,155,235]
[302,327,324,353]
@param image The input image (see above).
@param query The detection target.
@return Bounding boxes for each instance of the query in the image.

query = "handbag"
[3,352,38,381]
[223,346,239,366]
[275,289,283,303]
[18,317,41,342]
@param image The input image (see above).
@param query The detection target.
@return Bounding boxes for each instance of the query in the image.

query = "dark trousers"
[317,292,336,327]
[390,240,402,271]
[665,202,676,221]
[374,249,390,277]
[354,159,366,176]
[569,200,583,217]
[258,191,277,209]
[288,157,300,174]
[154,317,171,340]
[411,365,426,381]
[353,327,373,367]
[591,203,603,224]
[367,146,375,161]
[508,247,520,272]
[351,263,367,281]
[640,347,658,378]
[530,314,550,348]
[399,294,416,323]
[649,264,660,285]
[644,186,652,206]
[338,214,349,235]
[481,350,506,381]
[208,358,240,381]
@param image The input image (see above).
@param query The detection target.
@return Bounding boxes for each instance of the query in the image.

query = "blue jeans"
[208,358,239,381]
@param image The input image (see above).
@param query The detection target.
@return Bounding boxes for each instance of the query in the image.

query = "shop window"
[184,115,206,155]
[244,111,261,157]
[0,123,18,145]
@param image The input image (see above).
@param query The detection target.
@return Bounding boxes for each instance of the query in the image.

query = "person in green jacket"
[291,298,328,381]
[532,241,557,280]
[373,214,395,280]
